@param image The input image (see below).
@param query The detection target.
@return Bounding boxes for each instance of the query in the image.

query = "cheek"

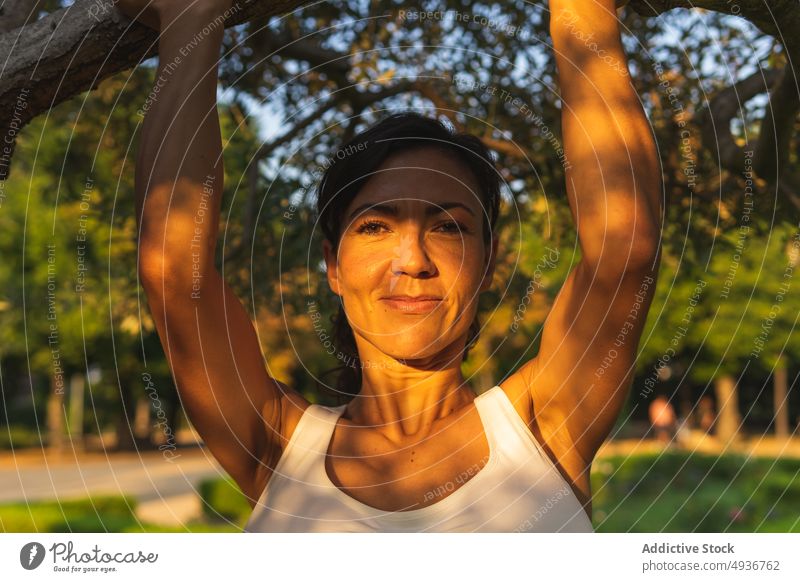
[438,241,485,287]
[337,242,391,291]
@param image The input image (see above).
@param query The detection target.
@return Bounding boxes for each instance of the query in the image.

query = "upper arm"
[140,263,304,503]
[538,2,662,464]
[523,257,659,464]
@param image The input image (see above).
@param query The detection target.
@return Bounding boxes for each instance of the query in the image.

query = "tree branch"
[0,0,315,180]
[753,64,800,183]
[699,69,782,172]
[0,0,47,33]
[627,0,800,44]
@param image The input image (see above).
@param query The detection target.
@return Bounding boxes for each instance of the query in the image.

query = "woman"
[121,0,661,532]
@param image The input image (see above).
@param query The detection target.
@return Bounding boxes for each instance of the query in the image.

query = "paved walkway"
[596,431,800,459]
[0,446,223,526]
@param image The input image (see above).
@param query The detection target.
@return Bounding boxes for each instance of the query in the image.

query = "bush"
[198,476,251,524]
[0,425,45,449]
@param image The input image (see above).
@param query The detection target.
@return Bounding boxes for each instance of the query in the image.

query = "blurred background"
[0,0,798,532]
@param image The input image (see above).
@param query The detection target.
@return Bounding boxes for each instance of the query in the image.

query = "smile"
[379,296,443,314]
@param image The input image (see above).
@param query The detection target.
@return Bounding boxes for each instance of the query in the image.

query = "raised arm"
[122,0,305,505]
[519,0,663,466]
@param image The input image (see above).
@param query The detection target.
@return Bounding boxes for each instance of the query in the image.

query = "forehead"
[344,146,483,218]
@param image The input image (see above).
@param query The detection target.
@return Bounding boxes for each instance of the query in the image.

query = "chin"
[373,330,464,362]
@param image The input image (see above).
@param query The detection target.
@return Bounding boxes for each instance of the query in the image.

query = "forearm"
[550,0,662,267]
[136,14,226,289]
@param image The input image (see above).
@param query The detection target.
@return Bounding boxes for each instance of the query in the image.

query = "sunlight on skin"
[549,0,661,268]
[525,0,662,479]
[321,146,500,437]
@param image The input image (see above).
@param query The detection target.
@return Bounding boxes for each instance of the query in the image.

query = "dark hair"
[314,112,501,403]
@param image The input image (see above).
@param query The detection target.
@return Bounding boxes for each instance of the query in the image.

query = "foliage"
[198,475,252,525]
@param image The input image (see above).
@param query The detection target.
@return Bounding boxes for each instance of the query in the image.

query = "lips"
[379,295,443,314]
[381,295,442,301]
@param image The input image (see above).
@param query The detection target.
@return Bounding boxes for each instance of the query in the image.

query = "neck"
[345,337,477,442]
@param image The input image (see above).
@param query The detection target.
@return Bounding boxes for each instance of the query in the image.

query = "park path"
[0,446,223,526]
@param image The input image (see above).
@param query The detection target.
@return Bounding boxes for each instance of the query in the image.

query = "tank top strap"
[288,403,347,458]
[474,385,531,453]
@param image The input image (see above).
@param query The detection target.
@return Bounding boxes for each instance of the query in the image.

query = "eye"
[435,220,468,234]
[355,219,391,235]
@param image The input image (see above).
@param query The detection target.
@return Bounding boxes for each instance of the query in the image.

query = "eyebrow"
[347,201,477,221]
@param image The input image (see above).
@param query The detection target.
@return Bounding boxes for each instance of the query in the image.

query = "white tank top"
[244,385,594,532]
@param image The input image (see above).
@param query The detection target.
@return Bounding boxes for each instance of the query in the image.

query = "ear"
[479,235,499,293]
[322,239,342,296]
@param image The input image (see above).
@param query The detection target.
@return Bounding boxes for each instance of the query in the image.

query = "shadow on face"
[322,146,499,362]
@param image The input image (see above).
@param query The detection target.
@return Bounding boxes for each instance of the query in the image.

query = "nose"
[390,232,436,278]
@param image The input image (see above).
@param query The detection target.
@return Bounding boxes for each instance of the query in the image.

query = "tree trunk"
[133,396,151,441]
[166,389,182,448]
[773,355,790,439]
[114,372,137,451]
[713,374,741,445]
[46,372,66,451]
[67,372,85,450]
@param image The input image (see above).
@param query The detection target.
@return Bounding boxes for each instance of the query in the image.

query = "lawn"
[0,494,240,533]
[591,451,800,532]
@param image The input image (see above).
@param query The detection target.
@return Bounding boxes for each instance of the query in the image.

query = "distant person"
[649,395,677,444]
[675,414,692,448]
[697,395,716,434]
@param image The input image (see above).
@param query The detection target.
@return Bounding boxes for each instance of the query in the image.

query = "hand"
[116,0,235,32]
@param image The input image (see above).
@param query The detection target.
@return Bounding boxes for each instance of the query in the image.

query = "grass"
[2,451,798,532]
[591,451,800,532]
[0,495,240,533]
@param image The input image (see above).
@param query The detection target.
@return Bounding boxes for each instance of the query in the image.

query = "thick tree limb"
[0,0,47,33]
[753,64,800,182]
[627,0,800,45]
[0,0,315,180]
[699,69,781,171]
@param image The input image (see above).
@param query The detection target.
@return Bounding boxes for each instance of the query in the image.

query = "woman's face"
[322,146,498,361]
